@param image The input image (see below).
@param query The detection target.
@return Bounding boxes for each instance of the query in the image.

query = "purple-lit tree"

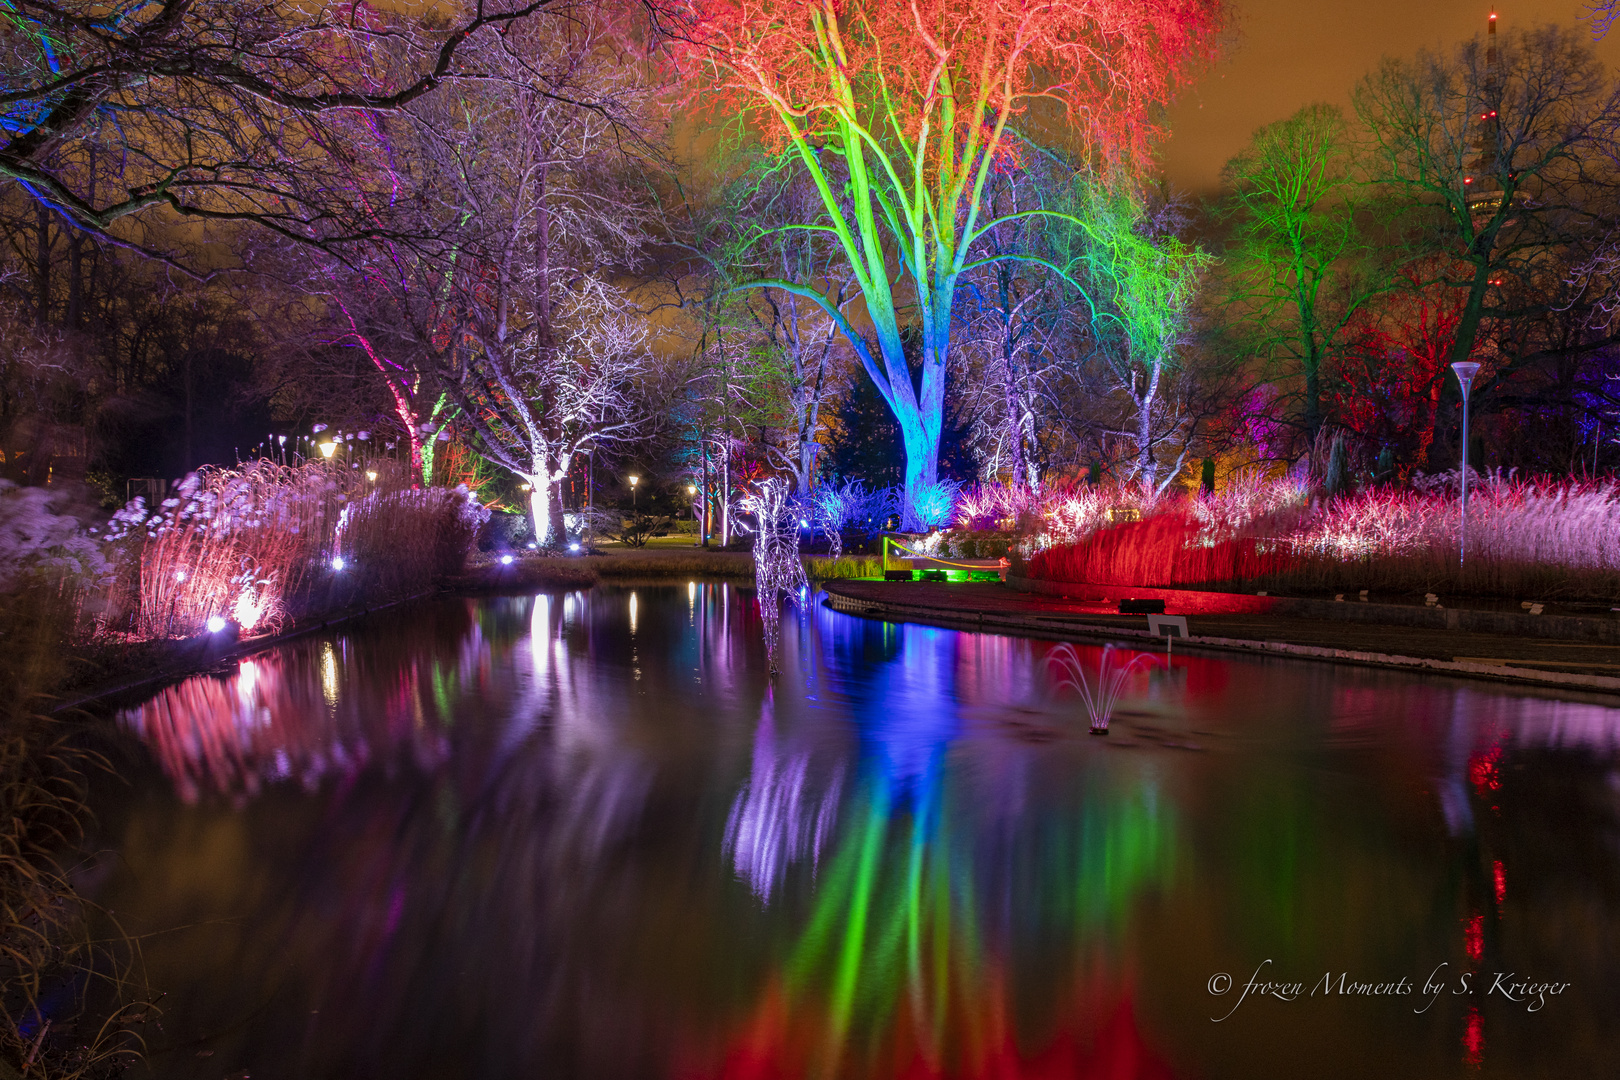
[954,152,1090,486]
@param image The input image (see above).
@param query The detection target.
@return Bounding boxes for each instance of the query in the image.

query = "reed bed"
[99,460,488,640]
[1028,515,1294,589]
[1022,475,1620,602]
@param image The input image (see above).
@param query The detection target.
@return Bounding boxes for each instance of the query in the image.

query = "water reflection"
[104,585,1620,1079]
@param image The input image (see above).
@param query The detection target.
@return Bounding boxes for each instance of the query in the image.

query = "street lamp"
[629,474,639,507]
[1450,361,1481,566]
[687,484,699,546]
[319,440,337,459]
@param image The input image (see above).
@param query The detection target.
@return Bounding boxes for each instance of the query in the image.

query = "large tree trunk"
[1302,359,1322,442]
[1134,361,1164,492]
[529,462,564,550]
[1002,350,1024,485]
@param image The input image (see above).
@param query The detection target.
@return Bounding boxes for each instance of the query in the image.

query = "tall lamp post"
[1450,361,1481,566]
[688,484,701,546]
[628,474,639,508]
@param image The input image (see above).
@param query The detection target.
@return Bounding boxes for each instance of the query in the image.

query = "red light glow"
[1464,913,1484,964]
[1463,1006,1485,1068]
[1469,746,1502,794]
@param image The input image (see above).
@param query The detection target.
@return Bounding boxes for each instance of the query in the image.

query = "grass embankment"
[453,549,883,593]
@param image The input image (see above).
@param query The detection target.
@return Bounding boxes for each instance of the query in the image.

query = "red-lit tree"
[1329,258,1471,471]
[664,0,1222,520]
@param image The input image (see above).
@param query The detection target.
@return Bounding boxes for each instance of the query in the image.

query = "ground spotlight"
[331,556,347,571]
[569,542,581,553]
[500,554,514,565]
[206,615,228,633]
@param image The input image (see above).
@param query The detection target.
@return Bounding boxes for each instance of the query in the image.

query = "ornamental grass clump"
[100,461,340,638]
[1022,474,1620,602]
[1277,476,1620,599]
[335,483,490,601]
[99,459,487,640]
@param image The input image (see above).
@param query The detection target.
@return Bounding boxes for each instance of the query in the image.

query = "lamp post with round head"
[629,474,639,508]
[1450,361,1481,566]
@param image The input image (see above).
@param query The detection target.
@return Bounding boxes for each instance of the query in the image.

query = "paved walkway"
[821,580,1620,695]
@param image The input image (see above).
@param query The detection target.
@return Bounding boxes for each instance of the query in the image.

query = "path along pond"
[91,583,1620,1079]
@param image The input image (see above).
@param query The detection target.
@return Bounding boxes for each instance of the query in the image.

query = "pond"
[93,583,1620,1079]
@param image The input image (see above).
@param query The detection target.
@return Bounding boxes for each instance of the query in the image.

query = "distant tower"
[1466,10,1503,217]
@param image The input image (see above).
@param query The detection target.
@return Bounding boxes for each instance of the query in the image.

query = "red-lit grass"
[1027,514,1294,589]
[1023,476,1620,602]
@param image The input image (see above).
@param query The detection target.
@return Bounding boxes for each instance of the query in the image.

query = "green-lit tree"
[1220,103,1383,441]
[1076,179,1211,493]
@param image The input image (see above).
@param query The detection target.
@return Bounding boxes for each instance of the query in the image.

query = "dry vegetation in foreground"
[0,586,149,1079]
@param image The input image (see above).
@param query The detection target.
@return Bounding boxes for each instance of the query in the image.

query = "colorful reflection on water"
[100,584,1620,1079]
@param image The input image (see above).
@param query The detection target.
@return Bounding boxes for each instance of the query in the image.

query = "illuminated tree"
[1221,103,1383,441]
[678,155,857,494]
[365,3,664,546]
[1355,22,1620,376]
[1583,1,1620,38]
[1076,178,1210,493]
[666,0,1222,521]
[1328,258,1468,471]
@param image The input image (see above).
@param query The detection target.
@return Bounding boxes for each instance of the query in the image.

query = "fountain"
[1045,642,1154,735]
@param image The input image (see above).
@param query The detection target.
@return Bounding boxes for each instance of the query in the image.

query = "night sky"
[1160,0,1620,193]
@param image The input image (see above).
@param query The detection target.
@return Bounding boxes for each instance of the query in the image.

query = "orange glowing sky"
[1159,0,1620,194]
